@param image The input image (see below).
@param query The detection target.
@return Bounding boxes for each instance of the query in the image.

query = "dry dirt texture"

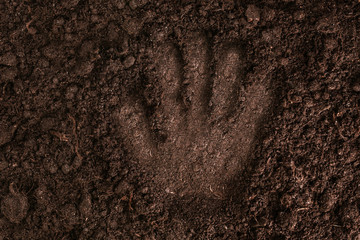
[0,0,359,239]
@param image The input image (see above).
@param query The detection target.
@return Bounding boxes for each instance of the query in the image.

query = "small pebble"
[100,210,107,217]
[0,122,16,147]
[263,8,275,22]
[79,193,92,217]
[62,204,78,225]
[314,92,321,100]
[115,181,133,195]
[352,83,360,92]
[54,17,65,26]
[42,45,59,59]
[280,58,289,66]
[246,5,261,24]
[323,92,330,100]
[141,187,149,194]
[129,0,148,9]
[76,61,94,76]
[113,0,126,9]
[122,18,143,35]
[109,220,118,229]
[120,36,129,54]
[328,83,337,91]
[61,0,80,9]
[61,164,71,174]
[123,56,135,68]
[1,68,17,81]
[165,187,175,194]
[35,185,48,204]
[66,85,79,100]
[0,161,8,171]
[1,184,29,224]
[40,117,57,131]
[129,0,140,9]
[0,52,17,66]
[294,10,305,21]
[48,162,58,174]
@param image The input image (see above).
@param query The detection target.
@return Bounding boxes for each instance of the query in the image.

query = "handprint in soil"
[115,32,272,198]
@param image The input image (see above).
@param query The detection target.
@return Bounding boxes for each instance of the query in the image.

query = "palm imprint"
[115,32,272,198]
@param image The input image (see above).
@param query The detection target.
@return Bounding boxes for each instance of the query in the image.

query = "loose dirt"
[0,0,359,239]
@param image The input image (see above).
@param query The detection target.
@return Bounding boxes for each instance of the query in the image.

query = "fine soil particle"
[0,0,359,239]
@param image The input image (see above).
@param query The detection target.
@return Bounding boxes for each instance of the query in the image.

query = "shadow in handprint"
[114,31,275,204]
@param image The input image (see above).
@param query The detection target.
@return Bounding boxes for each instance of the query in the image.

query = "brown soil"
[0,0,359,239]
